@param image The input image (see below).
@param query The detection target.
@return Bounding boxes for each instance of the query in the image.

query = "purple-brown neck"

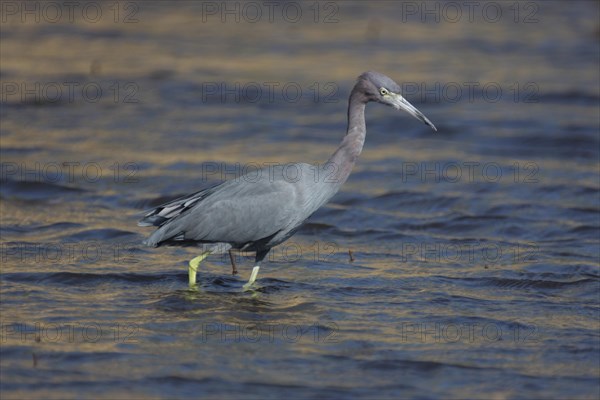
[324,84,368,187]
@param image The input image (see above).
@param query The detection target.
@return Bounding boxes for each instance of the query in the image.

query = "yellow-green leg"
[188,252,210,287]
[242,266,260,291]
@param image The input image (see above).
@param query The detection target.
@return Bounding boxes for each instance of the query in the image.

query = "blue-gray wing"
[141,173,309,248]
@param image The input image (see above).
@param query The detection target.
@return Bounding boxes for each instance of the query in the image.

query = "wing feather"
[137,182,220,227]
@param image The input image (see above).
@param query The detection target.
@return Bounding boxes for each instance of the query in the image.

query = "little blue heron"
[139,71,437,290]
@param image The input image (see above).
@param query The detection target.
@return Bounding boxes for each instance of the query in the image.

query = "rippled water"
[1,1,599,399]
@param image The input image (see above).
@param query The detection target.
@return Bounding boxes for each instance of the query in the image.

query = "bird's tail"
[142,224,184,247]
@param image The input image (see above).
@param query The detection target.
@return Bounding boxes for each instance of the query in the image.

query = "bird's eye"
[379,88,389,96]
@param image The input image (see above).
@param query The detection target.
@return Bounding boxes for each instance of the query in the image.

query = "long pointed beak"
[390,93,437,131]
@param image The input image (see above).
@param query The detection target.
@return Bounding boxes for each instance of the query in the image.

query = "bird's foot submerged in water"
[189,254,259,292]
[188,252,211,287]
[242,266,260,291]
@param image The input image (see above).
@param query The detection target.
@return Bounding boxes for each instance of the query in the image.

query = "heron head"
[357,71,437,131]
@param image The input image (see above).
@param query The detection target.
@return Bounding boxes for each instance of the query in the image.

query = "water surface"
[1,1,599,399]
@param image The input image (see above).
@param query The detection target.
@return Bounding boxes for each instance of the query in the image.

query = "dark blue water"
[1,1,599,399]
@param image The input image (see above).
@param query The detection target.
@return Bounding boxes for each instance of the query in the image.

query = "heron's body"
[139,71,436,289]
[141,162,344,251]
